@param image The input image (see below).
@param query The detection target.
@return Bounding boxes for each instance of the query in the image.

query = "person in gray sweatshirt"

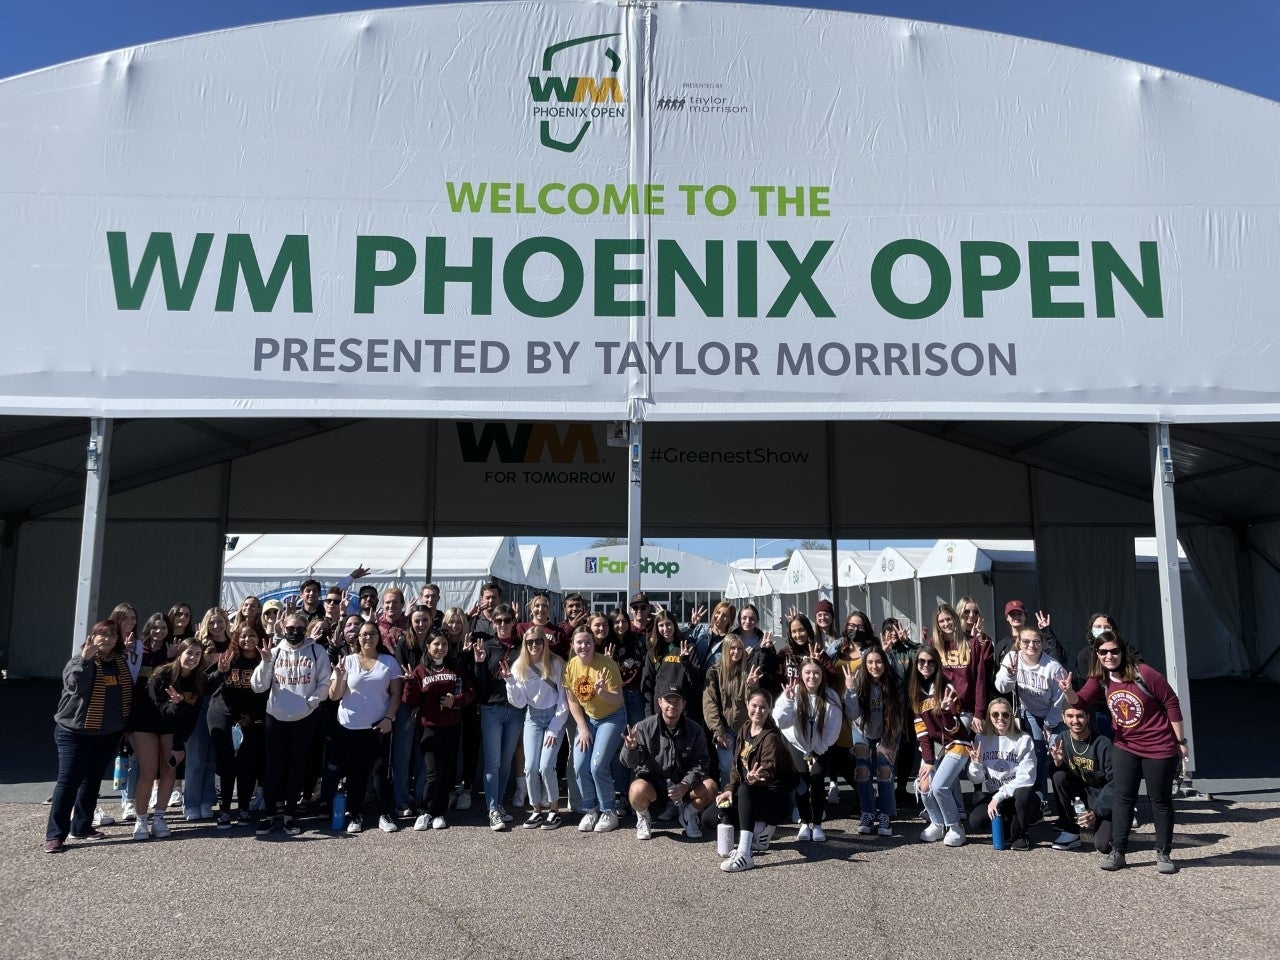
[250,614,332,835]
[994,627,1067,802]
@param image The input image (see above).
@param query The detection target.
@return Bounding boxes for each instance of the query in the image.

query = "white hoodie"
[504,660,569,736]
[250,639,333,722]
[994,652,1067,728]
[967,732,1036,802]
[774,689,843,756]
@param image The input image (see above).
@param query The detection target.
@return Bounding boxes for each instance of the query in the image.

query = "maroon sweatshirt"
[404,659,475,728]
[1076,664,1182,759]
[934,634,991,719]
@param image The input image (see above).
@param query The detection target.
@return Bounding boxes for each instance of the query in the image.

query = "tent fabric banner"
[3,1,1280,421]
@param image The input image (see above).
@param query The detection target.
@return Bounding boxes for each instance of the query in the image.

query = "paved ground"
[4,797,1279,960]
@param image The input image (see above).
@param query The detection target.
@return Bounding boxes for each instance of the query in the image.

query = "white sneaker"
[679,803,703,839]
[826,783,840,805]
[378,815,399,833]
[1052,831,1081,851]
[577,811,600,832]
[811,824,827,842]
[413,814,430,831]
[751,824,776,853]
[593,811,619,833]
[431,817,448,830]
[635,812,652,840]
[93,806,116,827]
[921,823,946,843]
[168,789,182,808]
[511,780,527,810]
[797,823,813,841]
[150,812,170,839]
[720,851,755,872]
[132,816,150,840]
[119,799,137,822]
[943,824,967,847]
[857,813,874,835]
[346,820,362,834]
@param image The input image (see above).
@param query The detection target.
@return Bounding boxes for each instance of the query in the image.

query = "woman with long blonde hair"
[506,626,568,829]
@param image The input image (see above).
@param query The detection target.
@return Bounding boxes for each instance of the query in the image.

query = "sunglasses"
[323,598,341,604]
[1096,646,1121,657]
[494,618,514,625]
[989,711,1011,719]
[916,659,936,666]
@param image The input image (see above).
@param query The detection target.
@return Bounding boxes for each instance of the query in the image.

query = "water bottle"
[1072,797,1087,821]
[112,752,129,791]
[991,811,1008,850]
[331,789,347,831]
[716,803,735,857]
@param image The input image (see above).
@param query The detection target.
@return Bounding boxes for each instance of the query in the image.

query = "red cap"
[1003,600,1026,616]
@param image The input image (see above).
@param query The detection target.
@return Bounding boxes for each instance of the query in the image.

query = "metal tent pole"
[72,417,112,653]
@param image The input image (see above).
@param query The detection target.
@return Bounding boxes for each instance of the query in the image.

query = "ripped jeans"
[853,737,897,820]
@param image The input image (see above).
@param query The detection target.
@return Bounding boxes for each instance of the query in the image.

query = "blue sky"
[6,1,1273,564]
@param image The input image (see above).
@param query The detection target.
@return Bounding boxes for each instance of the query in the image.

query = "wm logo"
[529,33,622,153]
[457,423,602,464]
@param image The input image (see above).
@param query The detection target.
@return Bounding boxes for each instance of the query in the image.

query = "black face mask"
[284,627,305,644]
[847,628,870,645]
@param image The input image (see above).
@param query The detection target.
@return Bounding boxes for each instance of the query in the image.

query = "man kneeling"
[1050,704,1115,853]
[621,685,717,841]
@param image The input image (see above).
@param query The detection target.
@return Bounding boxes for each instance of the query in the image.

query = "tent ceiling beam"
[1175,426,1280,476]
[1008,423,1085,455]
[0,420,100,459]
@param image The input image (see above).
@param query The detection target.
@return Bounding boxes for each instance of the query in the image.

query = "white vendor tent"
[556,545,733,619]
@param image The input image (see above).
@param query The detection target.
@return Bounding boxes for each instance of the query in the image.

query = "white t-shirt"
[338,654,400,730]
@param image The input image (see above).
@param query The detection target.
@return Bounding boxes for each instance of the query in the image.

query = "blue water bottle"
[991,811,1007,850]
[113,752,129,791]
[331,789,347,831]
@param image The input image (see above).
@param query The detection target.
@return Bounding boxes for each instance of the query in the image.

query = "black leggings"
[420,725,462,817]
[732,781,786,831]
[1051,768,1113,853]
[263,712,320,816]
[793,748,831,825]
[337,725,392,823]
[967,785,1042,840]
[1111,747,1179,854]
[209,711,264,812]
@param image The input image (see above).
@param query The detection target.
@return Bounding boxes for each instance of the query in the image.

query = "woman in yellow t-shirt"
[562,626,625,833]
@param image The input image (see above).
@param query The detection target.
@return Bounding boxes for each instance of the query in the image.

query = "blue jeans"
[1020,713,1065,803]
[523,707,565,807]
[47,724,119,840]
[715,729,738,790]
[921,750,967,827]
[480,703,523,812]
[573,709,625,813]
[854,738,896,820]
[183,698,217,815]
[610,689,646,800]
[392,701,422,810]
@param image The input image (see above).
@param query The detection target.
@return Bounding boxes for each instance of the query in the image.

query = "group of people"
[45,580,1189,875]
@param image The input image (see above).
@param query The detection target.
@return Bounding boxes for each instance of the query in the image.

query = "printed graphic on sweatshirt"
[275,657,317,687]
[1107,689,1144,728]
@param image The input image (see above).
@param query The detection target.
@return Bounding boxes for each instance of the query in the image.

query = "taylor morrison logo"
[528,33,625,153]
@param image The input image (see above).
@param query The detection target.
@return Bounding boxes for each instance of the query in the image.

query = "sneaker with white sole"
[577,810,600,832]
[943,824,967,847]
[1052,831,1081,851]
[346,820,362,834]
[497,804,513,823]
[93,806,116,827]
[540,812,563,831]
[216,813,233,830]
[876,813,893,837]
[593,811,619,833]
[413,814,430,831]
[797,823,813,841]
[150,812,171,839]
[720,851,755,872]
[857,813,874,835]
[431,816,448,830]
[811,824,827,842]
[678,803,703,839]
[826,783,840,806]
[378,815,399,833]
[511,781,527,810]
[921,822,946,843]
[751,824,776,853]
[489,809,509,832]
[132,816,150,841]
[523,811,545,829]
[635,812,652,840]
[455,790,472,811]
[120,800,137,822]
[283,817,302,836]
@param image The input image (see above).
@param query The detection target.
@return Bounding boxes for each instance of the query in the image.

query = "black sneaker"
[283,817,302,836]
[216,813,233,830]
[256,814,282,836]
[1011,836,1031,851]
[540,811,564,831]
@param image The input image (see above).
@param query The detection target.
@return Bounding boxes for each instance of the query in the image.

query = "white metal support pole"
[72,417,112,654]
[1150,423,1195,773]
[623,1,654,606]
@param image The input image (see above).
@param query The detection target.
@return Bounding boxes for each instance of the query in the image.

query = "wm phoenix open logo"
[528,33,625,153]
